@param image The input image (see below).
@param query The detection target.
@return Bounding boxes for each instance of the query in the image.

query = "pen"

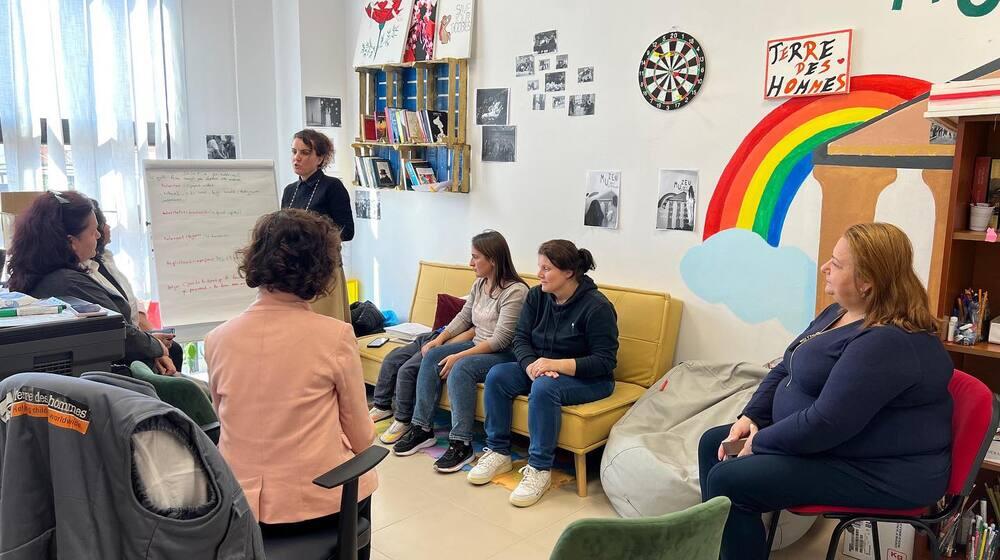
[0,305,66,318]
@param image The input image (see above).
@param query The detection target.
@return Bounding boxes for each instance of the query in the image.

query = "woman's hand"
[737,429,757,459]
[421,337,443,356]
[718,416,759,461]
[152,332,175,345]
[437,353,463,379]
[526,358,561,379]
[154,355,177,376]
[151,335,177,376]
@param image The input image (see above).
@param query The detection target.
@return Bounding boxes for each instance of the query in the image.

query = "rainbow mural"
[703,75,931,247]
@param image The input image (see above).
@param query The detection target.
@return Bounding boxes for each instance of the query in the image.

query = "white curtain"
[0,0,186,299]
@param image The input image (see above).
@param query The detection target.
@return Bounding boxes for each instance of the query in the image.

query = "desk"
[0,312,125,380]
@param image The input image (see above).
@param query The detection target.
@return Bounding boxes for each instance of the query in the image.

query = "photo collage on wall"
[513,29,596,116]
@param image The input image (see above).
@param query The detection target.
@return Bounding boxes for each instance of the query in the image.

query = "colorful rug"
[374,411,575,491]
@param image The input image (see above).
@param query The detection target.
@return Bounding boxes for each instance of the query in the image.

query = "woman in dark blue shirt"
[698,223,953,560]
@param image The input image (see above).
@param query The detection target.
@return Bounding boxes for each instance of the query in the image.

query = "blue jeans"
[483,362,615,470]
[374,332,437,422]
[412,343,515,441]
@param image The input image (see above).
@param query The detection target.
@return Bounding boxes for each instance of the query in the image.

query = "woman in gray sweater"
[392,231,529,472]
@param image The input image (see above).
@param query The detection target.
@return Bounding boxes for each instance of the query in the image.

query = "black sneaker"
[434,441,475,473]
[392,426,435,456]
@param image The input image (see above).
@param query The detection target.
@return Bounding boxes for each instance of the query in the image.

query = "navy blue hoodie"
[511,275,619,379]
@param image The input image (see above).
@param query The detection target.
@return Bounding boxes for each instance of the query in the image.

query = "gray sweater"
[441,278,528,351]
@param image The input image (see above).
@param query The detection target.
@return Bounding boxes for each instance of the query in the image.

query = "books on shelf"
[925,78,1000,131]
[354,156,396,189]
[362,108,450,145]
[400,159,438,189]
[363,115,378,142]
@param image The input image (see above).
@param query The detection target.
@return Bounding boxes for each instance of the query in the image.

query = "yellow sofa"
[357,262,683,496]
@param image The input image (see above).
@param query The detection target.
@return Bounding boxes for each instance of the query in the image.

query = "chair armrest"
[312,446,389,489]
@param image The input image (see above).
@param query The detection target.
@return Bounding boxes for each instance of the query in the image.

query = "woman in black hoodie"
[467,240,619,507]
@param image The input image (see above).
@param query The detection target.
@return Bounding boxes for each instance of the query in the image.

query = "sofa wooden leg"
[575,453,588,497]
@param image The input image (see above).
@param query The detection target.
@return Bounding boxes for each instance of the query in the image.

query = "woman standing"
[281,129,354,323]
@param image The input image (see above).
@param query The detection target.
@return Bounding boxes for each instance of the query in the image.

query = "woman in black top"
[281,129,354,323]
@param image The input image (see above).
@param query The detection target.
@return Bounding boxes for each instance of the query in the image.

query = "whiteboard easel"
[143,159,279,332]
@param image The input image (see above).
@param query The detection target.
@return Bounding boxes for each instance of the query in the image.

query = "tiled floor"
[368,445,845,559]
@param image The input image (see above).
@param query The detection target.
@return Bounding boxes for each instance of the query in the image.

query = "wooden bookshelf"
[353,58,470,193]
[937,114,1000,391]
[953,230,994,242]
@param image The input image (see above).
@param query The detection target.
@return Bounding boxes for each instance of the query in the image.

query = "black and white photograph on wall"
[533,30,557,54]
[305,96,341,127]
[527,80,539,92]
[556,54,569,69]
[656,169,698,231]
[515,54,535,77]
[929,122,957,145]
[355,189,381,220]
[552,95,565,109]
[569,94,595,116]
[539,58,551,71]
[532,94,545,111]
[545,71,566,92]
[476,88,510,125]
[206,134,237,159]
[578,66,594,83]
[482,125,516,163]
[584,170,622,229]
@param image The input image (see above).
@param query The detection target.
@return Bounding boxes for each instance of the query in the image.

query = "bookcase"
[352,58,471,193]
[937,115,1000,390]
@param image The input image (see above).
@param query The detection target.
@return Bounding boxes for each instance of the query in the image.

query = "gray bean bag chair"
[600,361,814,549]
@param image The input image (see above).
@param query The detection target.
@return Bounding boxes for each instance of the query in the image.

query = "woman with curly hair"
[5,191,173,373]
[206,209,376,553]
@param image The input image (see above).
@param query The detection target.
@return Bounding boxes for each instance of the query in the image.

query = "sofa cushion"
[433,293,466,330]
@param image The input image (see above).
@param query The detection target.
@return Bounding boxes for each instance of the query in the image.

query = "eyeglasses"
[52,192,70,205]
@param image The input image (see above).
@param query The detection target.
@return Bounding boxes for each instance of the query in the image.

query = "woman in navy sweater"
[699,223,952,560]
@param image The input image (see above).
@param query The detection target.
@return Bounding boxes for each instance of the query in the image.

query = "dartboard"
[638,32,706,111]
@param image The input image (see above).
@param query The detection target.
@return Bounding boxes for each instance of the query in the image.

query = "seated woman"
[698,222,953,560]
[391,231,529,473]
[5,191,173,373]
[468,240,619,507]
[206,209,376,551]
[88,199,183,372]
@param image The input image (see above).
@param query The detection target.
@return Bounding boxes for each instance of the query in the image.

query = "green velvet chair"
[549,496,731,560]
[128,361,220,442]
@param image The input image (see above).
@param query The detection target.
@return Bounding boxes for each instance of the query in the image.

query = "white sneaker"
[509,465,551,507]
[467,448,513,485]
[379,420,410,444]
[369,406,393,423]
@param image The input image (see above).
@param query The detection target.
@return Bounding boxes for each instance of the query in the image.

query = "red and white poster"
[764,29,852,100]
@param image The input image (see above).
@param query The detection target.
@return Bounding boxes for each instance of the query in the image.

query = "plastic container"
[969,204,994,232]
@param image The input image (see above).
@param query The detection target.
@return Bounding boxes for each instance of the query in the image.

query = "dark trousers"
[371,332,435,421]
[259,497,372,560]
[698,425,923,560]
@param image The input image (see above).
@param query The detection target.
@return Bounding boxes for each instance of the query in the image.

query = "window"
[0,0,184,299]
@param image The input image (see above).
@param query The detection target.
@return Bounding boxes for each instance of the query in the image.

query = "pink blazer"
[206,289,376,524]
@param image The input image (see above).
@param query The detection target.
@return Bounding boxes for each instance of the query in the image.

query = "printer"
[0,311,125,381]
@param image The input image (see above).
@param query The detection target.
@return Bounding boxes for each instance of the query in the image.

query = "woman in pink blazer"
[207,209,376,552]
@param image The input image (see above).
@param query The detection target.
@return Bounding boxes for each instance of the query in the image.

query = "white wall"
[340,0,1000,366]
[182,1,998,366]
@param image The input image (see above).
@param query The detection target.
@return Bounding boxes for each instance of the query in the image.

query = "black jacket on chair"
[29,268,164,363]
